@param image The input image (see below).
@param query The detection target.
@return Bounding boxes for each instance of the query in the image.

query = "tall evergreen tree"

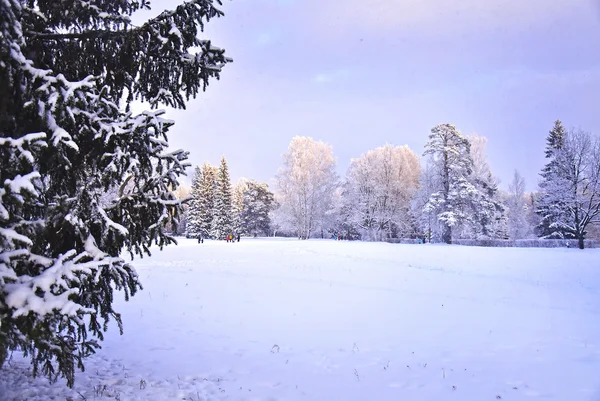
[211,156,233,239]
[186,166,203,237]
[232,179,248,236]
[537,120,568,238]
[423,124,475,244]
[198,163,217,238]
[240,180,275,236]
[0,0,230,386]
[545,120,566,159]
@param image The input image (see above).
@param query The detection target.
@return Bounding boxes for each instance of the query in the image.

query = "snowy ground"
[2,238,600,401]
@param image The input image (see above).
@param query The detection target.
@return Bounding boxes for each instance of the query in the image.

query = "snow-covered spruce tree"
[536,120,568,238]
[0,0,230,387]
[186,166,203,237]
[211,156,233,239]
[423,124,476,244]
[231,178,248,236]
[198,162,217,238]
[240,180,275,237]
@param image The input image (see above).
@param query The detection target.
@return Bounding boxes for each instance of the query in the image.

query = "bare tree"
[506,170,530,239]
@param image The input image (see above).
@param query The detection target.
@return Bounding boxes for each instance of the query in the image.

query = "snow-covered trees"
[420,127,507,243]
[0,0,230,386]
[506,170,531,240]
[197,163,218,238]
[239,180,275,236]
[536,120,568,238]
[412,163,442,242]
[275,137,338,239]
[538,129,600,248]
[231,179,248,236]
[211,156,234,239]
[423,124,476,244]
[186,166,203,237]
[344,144,420,241]
[464,135,507,240]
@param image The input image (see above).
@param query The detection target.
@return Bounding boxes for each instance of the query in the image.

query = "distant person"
[237,233,241,242]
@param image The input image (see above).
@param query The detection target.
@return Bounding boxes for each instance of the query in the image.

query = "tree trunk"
[442,225,452,244]
[578,236,585,250]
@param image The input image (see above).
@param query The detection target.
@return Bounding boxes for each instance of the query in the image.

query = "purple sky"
[140,0,600,191]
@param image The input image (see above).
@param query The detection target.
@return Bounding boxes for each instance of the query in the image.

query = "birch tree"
[345,144,420,240]
[275,137,338,239]
[506,170,530,239]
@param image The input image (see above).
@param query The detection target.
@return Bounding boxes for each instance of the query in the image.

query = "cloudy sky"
[141,0,600,191]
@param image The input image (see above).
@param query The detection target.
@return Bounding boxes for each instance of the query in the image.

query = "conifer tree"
[198,163,217,238]
[537,120,569,238]
[423,124,475,244]
[0,0,230,386]
[240,180,275,236]
[211,157,233,239]
[232,179,248,236]
[186,166,203,237]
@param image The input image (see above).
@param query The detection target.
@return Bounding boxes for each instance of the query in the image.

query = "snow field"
[2,238,600,401]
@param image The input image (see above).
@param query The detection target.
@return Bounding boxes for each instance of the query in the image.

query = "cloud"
[313,69,351,83]
[255,32,274,47]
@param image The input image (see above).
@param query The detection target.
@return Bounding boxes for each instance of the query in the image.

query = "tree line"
[180,157,275,239]
[187,121,599,248]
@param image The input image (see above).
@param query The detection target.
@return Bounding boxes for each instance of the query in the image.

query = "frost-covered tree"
[211,156,233,239]
[332,187,361,240]
[523,192,541,237]
[537,120,567,238]
[275,137,338,239]
[540,129,600,249]
[463,135,507,239]
[0,0,230,386]
[197,162,217,238]
[506,170,530,239]
[423,124,476,244]
[240,180,275,236]
[411,163,442,242]
[344,144,420,241]
[231,178,248,236]
[186,166,203,237]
